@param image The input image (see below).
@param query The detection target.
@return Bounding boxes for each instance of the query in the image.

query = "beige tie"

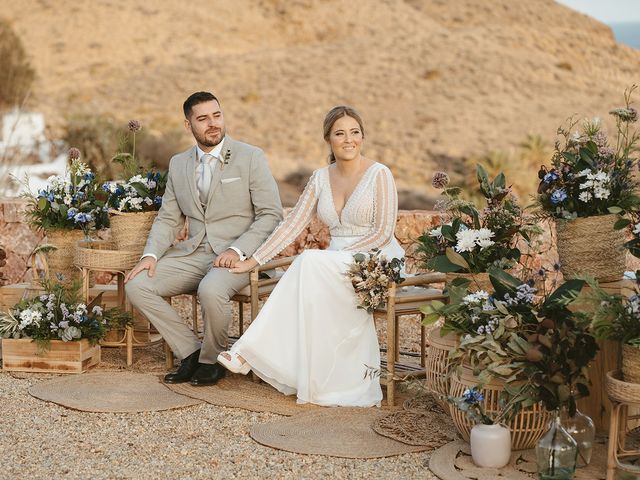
[197,153,214,205]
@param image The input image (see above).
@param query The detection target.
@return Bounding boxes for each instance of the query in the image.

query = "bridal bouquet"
[23,149,109,235]
[0,279,132,348]
[102,120,167,213]
[535,86,640,220]
[416,165,538,274]
[346,249,404,313]
[422,268,598,413]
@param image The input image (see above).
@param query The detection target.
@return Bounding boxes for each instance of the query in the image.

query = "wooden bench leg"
[192,293,199,335]
[420,317,426,368]
[386,284,397,406]
[164,341,174,370]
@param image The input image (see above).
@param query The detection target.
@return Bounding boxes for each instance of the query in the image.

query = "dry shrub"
[63,113,185,180]
[461,134,550,206]
[0,18,35,110]
[63,114,121,180]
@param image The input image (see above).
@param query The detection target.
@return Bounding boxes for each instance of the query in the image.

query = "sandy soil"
[1,0,639,200]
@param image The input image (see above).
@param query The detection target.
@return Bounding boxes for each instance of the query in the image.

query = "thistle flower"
[128,119,142,132]
[68,147,81,161]
[432,171,450,189]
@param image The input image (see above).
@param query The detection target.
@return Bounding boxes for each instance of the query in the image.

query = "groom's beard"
[193,126,226,148]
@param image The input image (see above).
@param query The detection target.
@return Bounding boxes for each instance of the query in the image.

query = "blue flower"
[116,185,125,195]
[66,208,79,219]
[543,171,559,184]
[39,190,55,202]
[101,183,111,192]
[153,195,162,206]
[550,189,567,205]
[462,388,484,405]
[83,172,95,182]
[73,212,93,224]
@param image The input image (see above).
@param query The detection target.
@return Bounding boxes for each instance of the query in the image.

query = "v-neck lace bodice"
[253,162,399,264]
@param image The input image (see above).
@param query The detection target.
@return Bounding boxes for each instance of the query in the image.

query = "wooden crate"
[1,338,100,374]
[1,283,121,312]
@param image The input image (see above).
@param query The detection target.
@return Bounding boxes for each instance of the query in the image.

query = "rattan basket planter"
[44,229,86,284]
[449,365,550,450]
[109,211,157,255]
[425,328,459,407]
[445,272,493,292]
[74,240,139,272]
[1,338,100,374]
[606,370,640,403]
[555,214,626,282]
[622,345,640,384]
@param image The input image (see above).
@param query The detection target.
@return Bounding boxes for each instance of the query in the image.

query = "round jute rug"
[429,439,609,480]
[165,376,319,416]
[250,408,428,458]
[28,372,202,413]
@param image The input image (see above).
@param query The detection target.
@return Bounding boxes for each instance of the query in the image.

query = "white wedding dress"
[231,162,404,407]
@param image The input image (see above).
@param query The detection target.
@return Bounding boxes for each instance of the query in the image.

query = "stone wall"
[0,198,443,283]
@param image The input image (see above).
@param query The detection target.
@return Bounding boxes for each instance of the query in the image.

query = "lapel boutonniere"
[222,149,231,168]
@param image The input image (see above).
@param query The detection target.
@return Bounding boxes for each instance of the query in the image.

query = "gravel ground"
[0,298,437,480]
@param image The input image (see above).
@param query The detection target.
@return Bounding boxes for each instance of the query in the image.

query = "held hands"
[124,256,157,283]
[229,257,258,274]
[214,249,241,269]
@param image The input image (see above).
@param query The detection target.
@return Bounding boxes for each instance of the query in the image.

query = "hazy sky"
[556,0,640,23]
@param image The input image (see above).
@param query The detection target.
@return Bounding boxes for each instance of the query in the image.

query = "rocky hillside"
[2,0,639,205]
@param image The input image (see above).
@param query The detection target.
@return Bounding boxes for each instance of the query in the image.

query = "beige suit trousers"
[125,243,250,363]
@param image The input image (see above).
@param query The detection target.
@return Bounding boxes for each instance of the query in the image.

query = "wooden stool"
[605,370,640,480]
[373,273,446,406]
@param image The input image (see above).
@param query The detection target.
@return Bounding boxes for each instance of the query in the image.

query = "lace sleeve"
[252,171,319,264]
[345,166,398,253]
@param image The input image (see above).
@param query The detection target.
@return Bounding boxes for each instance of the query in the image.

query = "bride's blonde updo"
[323,106,365,164]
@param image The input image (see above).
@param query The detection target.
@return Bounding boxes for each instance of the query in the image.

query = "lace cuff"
[253,171,319,264]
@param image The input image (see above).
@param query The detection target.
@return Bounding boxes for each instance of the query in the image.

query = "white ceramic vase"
[470,424,511,468]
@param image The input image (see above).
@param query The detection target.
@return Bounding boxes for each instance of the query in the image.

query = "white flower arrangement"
[454,227,496,253]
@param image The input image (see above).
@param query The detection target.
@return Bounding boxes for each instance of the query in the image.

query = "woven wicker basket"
[622,345,640,384]
[449,365,550,450]
[109,211,157,255]
[74,240,139,271]
[44,229,86,284]
[606,370,640,403]
[555,214,626,282]
[424,328,459,408]
[445,272,492,292]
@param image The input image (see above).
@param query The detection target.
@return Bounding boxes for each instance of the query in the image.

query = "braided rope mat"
[372,393,458,447]
[250,407,428,458]
[429,438,610,480]
[28,372,202,413]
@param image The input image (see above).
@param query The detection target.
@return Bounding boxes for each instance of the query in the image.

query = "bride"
[217,105,405,407]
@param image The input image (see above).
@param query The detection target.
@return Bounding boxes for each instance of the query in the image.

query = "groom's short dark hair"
[183,91,220,118]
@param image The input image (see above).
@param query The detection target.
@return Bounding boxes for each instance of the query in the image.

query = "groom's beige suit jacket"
[143,135,283,260]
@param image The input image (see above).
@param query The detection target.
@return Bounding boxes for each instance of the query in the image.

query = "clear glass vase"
[536,411,578,480]
[560,407,595,467]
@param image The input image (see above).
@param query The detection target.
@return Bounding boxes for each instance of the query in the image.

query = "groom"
[125,91,283,386]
